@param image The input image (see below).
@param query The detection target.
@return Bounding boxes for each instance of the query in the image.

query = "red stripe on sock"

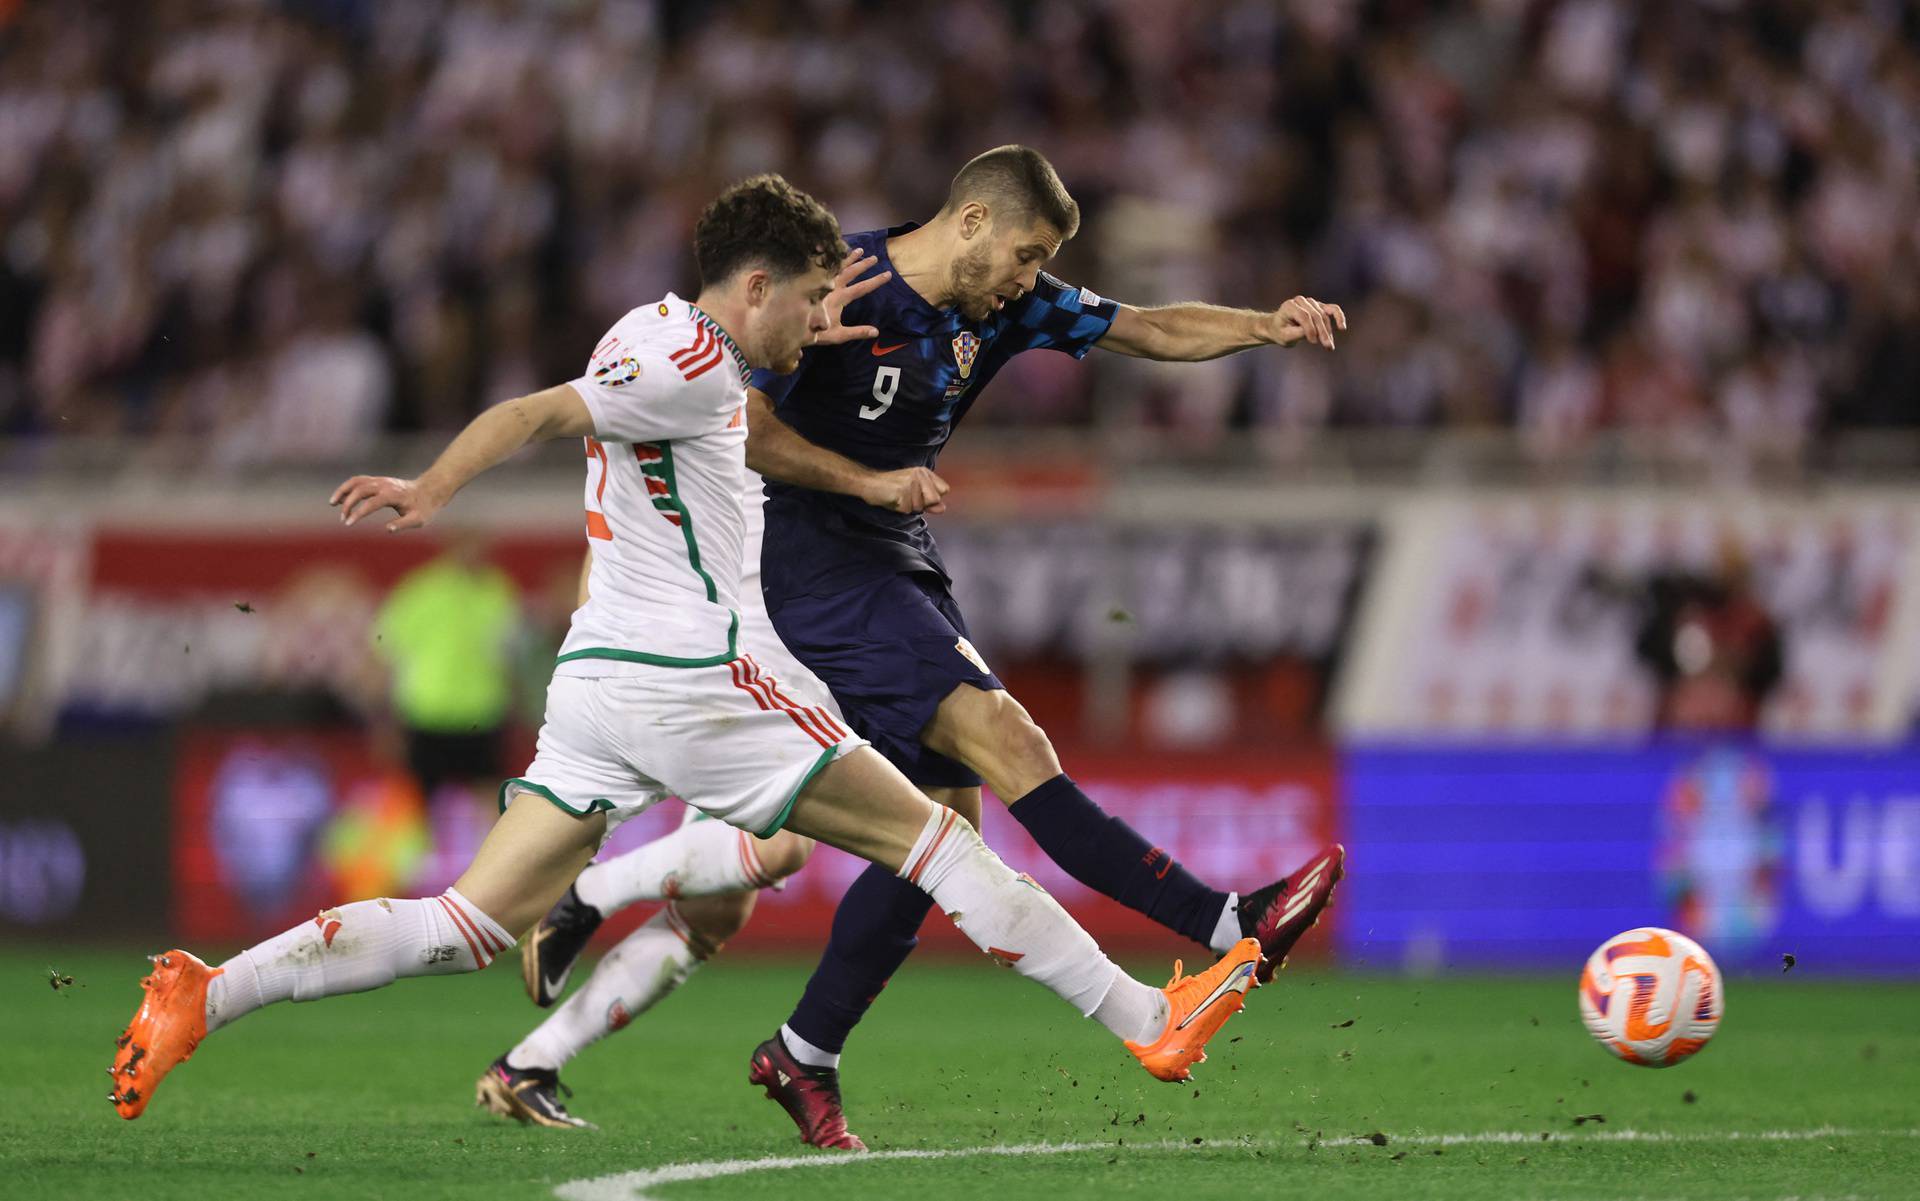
[442,894,503,963]
[442,896,492,964]
[906,809,958,886]
[662,901,692,946]
[450,893,508,954]
[738,831,774,889]
[436,896,487,967]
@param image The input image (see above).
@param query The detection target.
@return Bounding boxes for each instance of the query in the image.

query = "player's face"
[951,218,1064,322]
[753,263,836,373]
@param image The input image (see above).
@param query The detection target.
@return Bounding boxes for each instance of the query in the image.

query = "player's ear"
[743,268,771,306]
[958,201,989,241]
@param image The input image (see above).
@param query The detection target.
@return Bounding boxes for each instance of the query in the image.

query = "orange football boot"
[1126,936,1261,1082]
[109,950,221,1120]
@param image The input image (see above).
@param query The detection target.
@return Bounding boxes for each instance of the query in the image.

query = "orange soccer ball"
[1577,927,1725,1067]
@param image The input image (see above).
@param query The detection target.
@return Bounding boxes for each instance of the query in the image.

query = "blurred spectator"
[0,0,1916,459]
[1627,540,1786,733]
[371,532,522,800]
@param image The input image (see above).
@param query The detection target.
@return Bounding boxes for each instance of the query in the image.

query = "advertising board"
[1341,742,1920,974]
[171,731,1341,956]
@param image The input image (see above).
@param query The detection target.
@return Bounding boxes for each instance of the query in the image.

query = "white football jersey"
[556,294,752,674]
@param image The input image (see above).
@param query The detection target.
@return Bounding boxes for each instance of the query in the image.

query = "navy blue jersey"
[752,224,1119,600]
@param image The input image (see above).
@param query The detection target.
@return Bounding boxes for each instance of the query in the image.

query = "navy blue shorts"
[766,572,1001,788]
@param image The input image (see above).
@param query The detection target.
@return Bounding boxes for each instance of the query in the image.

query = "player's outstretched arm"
[332,384,596,532]
[745,388,950,515]
[1097,296,1346,362]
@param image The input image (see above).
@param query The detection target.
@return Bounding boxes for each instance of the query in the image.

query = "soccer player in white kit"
[470,496,842,1129]
[108,175,1263,1124]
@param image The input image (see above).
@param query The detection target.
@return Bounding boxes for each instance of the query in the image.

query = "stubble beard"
[950,242,996,321]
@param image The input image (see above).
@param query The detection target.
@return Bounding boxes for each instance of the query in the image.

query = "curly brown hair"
[693,174,846,288]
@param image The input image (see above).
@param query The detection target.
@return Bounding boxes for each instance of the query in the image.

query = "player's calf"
[755,829,815,881]
[674,890,760,955]
[524,826,811,1007]
[498,895,737,1089]
[573,821,810,918]
[111,888,514,1120]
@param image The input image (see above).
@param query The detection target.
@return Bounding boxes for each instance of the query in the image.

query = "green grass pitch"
[4,947,1915,1200]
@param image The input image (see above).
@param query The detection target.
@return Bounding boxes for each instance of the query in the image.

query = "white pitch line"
[1320,1125,1920,1148]
[553,1140,1181,1201]
[554,1128,1920,1201]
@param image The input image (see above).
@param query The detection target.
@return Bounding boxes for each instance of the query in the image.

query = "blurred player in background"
[522,146,1349,1149]
[372,530,521,802]
[109,173,1264,1124]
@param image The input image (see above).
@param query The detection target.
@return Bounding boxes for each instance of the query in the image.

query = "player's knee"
[674,890,757,952]
[926,786,983,830]
[755,831,814,881]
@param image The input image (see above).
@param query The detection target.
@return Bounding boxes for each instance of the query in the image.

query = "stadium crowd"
[0,0,1915,463]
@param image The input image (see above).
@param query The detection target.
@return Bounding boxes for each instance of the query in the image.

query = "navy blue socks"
[785,863,935,1054]
[1007,773,1231,948]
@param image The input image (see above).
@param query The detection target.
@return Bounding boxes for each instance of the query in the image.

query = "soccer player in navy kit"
[736,146,1350,1149]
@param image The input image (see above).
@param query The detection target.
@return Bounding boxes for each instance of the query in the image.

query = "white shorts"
[503,643,865,838]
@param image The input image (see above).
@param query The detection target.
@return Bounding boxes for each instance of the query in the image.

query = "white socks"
[901,806,1166,1045]
[1090,968,1169,1045]
[507,904,704,1071]
[574,820,777,915]
[1208,892,1243,956]
[205,888,513,1033]
[779,1023,840,1069]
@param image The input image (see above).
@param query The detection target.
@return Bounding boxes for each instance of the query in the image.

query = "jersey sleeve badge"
[592,357,643,387]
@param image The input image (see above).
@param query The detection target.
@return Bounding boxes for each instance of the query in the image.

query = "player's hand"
[330,475,444,532]
[861,466,950,515]
[1268,296,1346,350]
[811,248,892,346]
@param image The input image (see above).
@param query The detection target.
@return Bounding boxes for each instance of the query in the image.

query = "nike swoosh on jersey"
[870,342,907,356]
